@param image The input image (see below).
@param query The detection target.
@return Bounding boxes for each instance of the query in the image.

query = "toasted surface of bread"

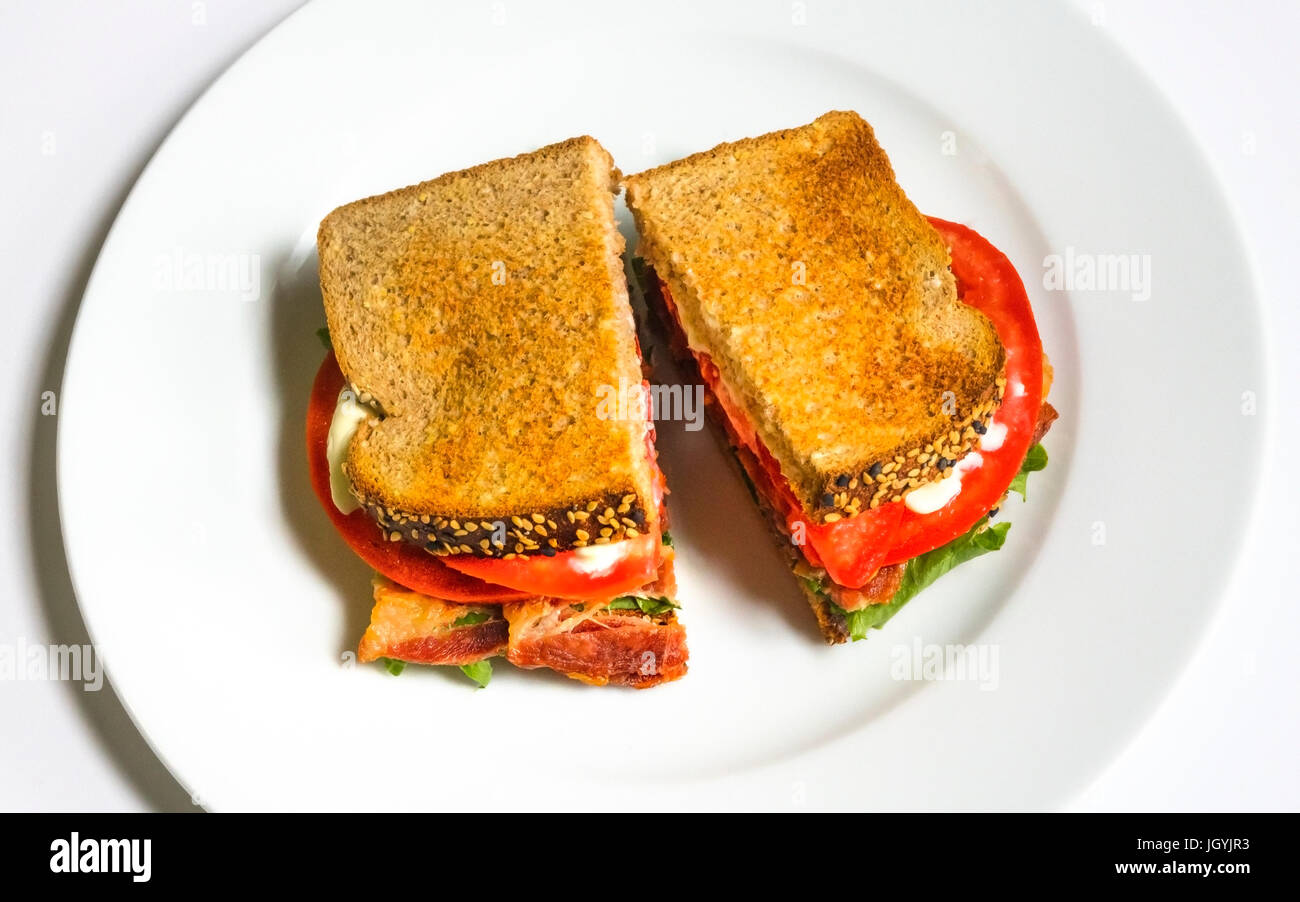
[625,111,1005,521]
[318,137,655,556]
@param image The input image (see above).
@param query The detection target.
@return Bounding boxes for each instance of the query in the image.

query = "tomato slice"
[444,532,660,600]
[877,218,1044,565]
[307,353,527,602]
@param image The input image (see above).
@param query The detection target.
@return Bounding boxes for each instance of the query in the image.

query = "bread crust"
[625,111,1006,522]
[318,137,654,556]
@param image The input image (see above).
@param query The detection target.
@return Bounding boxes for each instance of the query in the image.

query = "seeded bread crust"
[318,137,654,557]
[625,111,1006,524]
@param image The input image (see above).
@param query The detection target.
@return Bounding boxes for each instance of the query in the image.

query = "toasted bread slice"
[625,111,1005,522]
[318,137,656,557]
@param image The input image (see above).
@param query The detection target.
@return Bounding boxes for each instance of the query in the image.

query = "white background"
[0,0,1294,811]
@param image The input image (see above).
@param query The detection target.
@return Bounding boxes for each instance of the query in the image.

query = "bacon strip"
[358,577,507,666]
[357,555,686,687]
[502,552,686,688]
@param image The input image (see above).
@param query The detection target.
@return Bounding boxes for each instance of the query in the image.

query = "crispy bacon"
[358,577,507,665]
[1032,402,1058,446]
[358,553,685,686]
[502,552,686,688]
[503,601,688,688]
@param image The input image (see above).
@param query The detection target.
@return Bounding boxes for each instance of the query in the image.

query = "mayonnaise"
[570,542,631,577]
[903,452,984,515]
[326,388,370,514]
[979,420,1008,452]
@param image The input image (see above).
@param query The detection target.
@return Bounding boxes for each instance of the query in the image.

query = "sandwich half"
[308,136,686,687]
[625,111,1057,643]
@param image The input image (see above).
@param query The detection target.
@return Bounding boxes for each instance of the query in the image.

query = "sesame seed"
[576,529,590,541]
[626,527,640,538]
[534,525,548,537]
[388,531,401,542]
[600,527,613,538]
[603,507,616,520]
[824,513,841,523]
[622,494,636,505]
[907,468,920,478]
[511,516,524,528]
[531,512,544,524]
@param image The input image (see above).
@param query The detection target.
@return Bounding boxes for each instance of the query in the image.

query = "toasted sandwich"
[308,136,687,687]
[625,111,1057,643]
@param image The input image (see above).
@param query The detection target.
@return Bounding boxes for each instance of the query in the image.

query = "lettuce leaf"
[316,325,331,350]
[1008,442,1048,499]
[459,660,492,688]
[837,518,1011,640]
[451,611,490,628]
[608,595,679,616]
[378,657,405,676]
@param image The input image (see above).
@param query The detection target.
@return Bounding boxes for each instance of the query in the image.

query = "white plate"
[59,0,1264,811]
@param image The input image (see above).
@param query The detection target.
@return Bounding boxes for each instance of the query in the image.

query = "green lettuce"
[608,596,679,616]
[818,442,1048,640]
[378,657,406,676]
[451,611,491,628]
[315,325,331,350]
[1008,443,1048,499]
[459,660,492,689]
[836,518,1011,640]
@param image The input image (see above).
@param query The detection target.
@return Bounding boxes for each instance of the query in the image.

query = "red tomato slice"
[444,532,660,600]
[877,218,1044,565]
[307,353,527,602]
